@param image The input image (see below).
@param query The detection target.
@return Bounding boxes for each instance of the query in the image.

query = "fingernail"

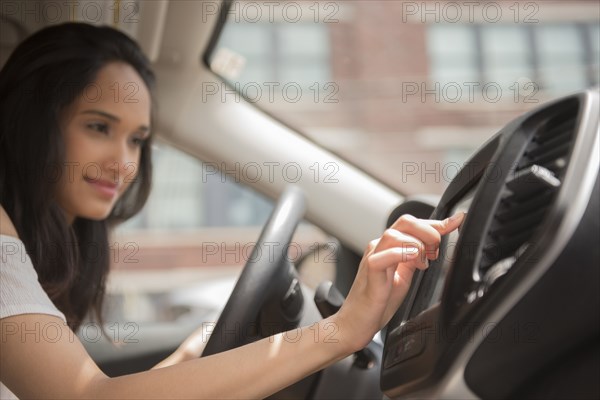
[449,212,464,222]
[404,247,419,260]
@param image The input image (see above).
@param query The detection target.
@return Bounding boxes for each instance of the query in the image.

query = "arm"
[0,313,347,399]
[0,205,19,238]
[1,209,463,399]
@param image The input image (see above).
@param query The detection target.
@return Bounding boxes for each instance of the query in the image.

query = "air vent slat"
[496,190,555,222]
[517,159,532,171]
[481,229,536,271]
[527,143,571,166]
[517,118,574,172]
[490,207,548,238]
[527,131,572,158]
[535,119,575,141]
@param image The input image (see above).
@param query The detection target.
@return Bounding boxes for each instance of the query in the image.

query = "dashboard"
[381,89,600,399]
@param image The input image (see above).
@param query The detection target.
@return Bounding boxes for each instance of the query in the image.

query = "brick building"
[215,0,599,195]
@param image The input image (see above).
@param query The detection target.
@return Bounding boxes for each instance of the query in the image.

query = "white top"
[1,234,67,400]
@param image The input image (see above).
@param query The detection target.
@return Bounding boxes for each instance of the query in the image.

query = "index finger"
[421,212,466,235]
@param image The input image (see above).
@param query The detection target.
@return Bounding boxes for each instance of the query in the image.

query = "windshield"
[207,0,599,195]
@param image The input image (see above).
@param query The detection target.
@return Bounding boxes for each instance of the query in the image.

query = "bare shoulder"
[0,204,20,238]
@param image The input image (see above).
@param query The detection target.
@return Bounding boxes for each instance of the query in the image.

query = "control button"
[396,332,425,363]
[385,332,426,368]
[384,344,399,368]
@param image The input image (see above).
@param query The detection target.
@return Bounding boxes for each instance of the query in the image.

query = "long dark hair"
[0,23,155,330]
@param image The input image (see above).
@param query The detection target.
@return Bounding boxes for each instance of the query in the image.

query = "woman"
[0,23,463,398]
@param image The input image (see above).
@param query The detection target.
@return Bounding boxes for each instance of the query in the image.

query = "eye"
[130,135,148,147]
[87,122,109,134]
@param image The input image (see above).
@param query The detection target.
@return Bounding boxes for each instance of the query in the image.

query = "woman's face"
[56,62,151,223]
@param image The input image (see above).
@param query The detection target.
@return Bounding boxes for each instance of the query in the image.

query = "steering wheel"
[202,186,307,357]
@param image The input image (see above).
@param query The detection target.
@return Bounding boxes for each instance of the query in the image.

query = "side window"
[103,141,334,330]
[105,140,274,326]
[119,141,273,229]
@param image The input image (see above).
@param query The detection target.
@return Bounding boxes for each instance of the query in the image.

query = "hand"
[152,324,210,369]
[332,212,465,353]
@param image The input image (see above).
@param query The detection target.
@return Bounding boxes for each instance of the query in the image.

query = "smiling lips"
[84,177,119,198]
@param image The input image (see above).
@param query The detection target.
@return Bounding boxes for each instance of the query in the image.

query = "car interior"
[1,0,599,398]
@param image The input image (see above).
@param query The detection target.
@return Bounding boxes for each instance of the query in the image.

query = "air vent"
[517,117,576,175]
[478,111,577,283]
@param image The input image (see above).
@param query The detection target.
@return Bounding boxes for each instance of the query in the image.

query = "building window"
[426,24,478,86]
[535,25,586,93]
[427,23,598,96]
[119,141,272,231]
[215,21,331,87]
[480,25,533,90]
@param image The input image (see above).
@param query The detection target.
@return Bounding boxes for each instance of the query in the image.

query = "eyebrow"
[81,109,150,133]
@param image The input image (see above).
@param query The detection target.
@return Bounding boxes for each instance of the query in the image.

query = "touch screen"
[407,189,476,319]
